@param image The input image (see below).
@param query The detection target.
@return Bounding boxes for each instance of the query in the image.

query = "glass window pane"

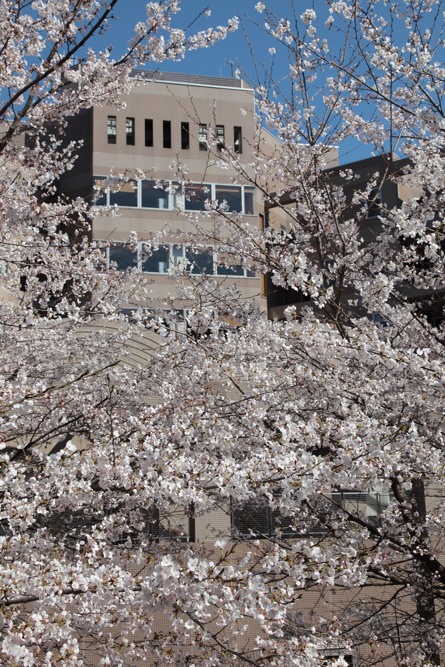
[217,252,244,276]
[141,180,169,209]
[184,184,210,211]
[172,245,184,265]
[216,124,225,151]
[163,120,171,149]
[109,180,137,207]
[199,124,207,150]
[186,248,214,274]
[244,187,255,214]
[217,263,244,277]
[145,119,153,147]
[109,244,138,271]
[181,122,190,150]
[232,501,272,537]
[234,126,242,153]
[215,185,242,212]
[126,117,135,146]
[107,116,116,144]
[141,245,169,273]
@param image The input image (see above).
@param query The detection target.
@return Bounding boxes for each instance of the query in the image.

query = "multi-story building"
[59,70,264,327]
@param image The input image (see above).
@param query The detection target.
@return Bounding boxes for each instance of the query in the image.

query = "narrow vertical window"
[163,120,171,149]
[107,116,117,144]
[145,119,153,147]
[234,126,242,154]
[216,125,225,151]
[126,117,135,146]
[199,123,207,151]
[181,122,190,150]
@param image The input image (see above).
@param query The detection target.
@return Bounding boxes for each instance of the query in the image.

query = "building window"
[163,120,172,149]
[145,119,153,147]
[215,185,242,212]
[232,500,297,538]
[108,243,138,271]
[184,183,210,211]
[126,117,135,146]
[216,124,225,151]
[234,126,242,153]
[244,186,255,214]
[332,489,392,527]
[367,188,381,218]
[199,123,208,151]
[146,505,190,541]
[107,116,117,144]
[141,179,169,209]
[141,245,169,273]
[181,122,190,150]
[109,179,138,207]
[185,248,214,275]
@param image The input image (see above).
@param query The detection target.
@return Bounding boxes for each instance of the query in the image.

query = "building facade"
[60,70,264,323]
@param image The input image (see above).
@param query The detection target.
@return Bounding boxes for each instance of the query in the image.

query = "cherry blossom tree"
[2,1,445,666]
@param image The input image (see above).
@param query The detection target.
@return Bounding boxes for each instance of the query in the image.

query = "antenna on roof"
[225,60,234,78]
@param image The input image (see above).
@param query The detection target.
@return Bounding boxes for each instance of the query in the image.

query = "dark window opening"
[141,180,169,209]
[184,184,210,211]
[232,500,298,538]
[126,117,135,146]
[107,116,117,144]
[109,179,137,207]
[234,126,242,154]
[109,244,138,271]
[145,119,153,147]
[163,120,172,149]
[215,185,242,212]
[181,122,190,150]
[147,505,189,542]
[186,248,214,274]
[141,245,169,273]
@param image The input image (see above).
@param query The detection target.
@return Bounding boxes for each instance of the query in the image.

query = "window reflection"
[141,180,169,209]
[186,249,214,274]
[184,184,210,211]
[141,245,169,273]
[109,244,138,271]
[215,185,242,212]
[109,180,137,207]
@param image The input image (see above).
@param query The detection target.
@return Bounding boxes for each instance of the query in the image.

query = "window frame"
[163,120,172,149]
[145,118,153,147]
[216,124,225,151]
[92,178,256,216]
[100,241,255,278]
[125,117,135,146]
[234,126,242,154]
[181,121,190,150]
[199,123,208,151]
[107,115,117,144]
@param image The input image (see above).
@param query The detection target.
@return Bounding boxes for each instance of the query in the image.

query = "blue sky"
[91,1,374,163]
[92,1,435,164]
[94,1,290,80]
